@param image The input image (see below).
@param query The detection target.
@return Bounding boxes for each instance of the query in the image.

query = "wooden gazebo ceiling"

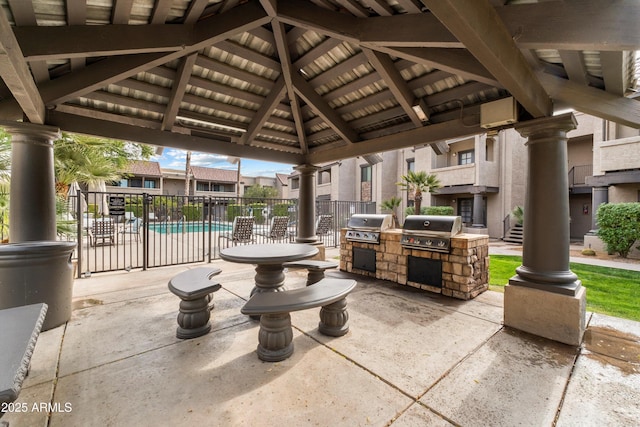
[0,0,638,165]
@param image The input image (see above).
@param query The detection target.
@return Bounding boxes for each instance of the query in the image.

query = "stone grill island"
[340,228,490,300]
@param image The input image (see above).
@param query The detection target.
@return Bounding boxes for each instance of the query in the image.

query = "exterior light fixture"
[411,99,430,123]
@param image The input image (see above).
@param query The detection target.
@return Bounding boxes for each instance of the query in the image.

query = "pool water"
[150,222,233,234]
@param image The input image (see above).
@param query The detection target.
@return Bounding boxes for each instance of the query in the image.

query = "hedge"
[597,202,640,258]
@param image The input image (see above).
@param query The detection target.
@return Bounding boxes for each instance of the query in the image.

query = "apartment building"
[107,161,282,199]
[288,113,640,242]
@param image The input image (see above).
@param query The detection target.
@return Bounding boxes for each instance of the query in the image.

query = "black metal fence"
[56,192,375,277]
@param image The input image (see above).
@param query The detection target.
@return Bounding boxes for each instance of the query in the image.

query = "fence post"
[76,189,83,279]
[142,193,151,270]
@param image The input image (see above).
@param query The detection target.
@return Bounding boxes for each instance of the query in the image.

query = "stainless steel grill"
[345,214,393,244]
[400,215,462,253]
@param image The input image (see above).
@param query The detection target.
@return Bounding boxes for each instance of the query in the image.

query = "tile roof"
[190,166,238,183]
[276,173,290,185]
[126,160,162,177]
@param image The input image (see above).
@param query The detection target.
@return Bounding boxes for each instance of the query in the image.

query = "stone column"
[5,122,60,242]
[294,164,319,243]
[591,186,609,230]
[471,192,485,227]
[504,113,586,346]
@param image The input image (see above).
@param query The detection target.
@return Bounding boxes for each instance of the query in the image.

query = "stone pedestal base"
[504,278,586,346]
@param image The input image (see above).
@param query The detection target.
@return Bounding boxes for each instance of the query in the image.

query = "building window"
[196,182,209,191]
[407,158,415,172]
[144,179,157,189]
[361,165,372,182]
[458,150,474,165]
[129,178,143,188]
[318,169,331,185]
[291,177,299,190]
[458,198,473,224]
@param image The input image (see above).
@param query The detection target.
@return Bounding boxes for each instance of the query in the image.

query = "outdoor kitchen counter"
[340,229,490,300]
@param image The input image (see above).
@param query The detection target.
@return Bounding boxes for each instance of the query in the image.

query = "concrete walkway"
[4,245,639,426]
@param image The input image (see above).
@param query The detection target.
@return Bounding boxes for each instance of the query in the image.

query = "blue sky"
[151,148,295,178]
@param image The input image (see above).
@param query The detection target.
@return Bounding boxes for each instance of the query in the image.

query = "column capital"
[0,121,60,142]
[294,164,320,175]
[514,112,577,140]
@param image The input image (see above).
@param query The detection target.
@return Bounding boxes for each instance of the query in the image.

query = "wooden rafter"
[162,53,197,131]
[362,48,423,126]
[421,0,551,118]
[272,21,309,154]
[0,7,45,123]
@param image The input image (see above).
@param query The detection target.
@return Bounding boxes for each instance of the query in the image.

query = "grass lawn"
[489,255,640,321]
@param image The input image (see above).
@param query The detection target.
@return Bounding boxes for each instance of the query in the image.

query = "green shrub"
[425,206,454,215]
[226,204,245,221]
[182,204,202,221]
[248,203,267,225]
[273,203,293,217]
[597,203,640,258]
[405,206,428,215]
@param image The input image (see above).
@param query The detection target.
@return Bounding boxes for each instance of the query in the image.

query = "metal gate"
[72,191,375,277]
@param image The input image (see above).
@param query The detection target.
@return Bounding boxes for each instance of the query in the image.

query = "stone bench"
[168,267,222,339]
[241,278,356,362]
[283,260,338,286]
[1,303,47,423]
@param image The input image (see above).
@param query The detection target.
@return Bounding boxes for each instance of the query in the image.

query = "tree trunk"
[184,151,191,197]
[414,190,422,214]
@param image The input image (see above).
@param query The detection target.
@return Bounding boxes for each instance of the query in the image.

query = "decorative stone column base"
[307,241,326,261]
[504,278,586,346]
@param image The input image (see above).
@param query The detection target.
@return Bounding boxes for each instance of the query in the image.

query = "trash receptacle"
[0,241,76,330]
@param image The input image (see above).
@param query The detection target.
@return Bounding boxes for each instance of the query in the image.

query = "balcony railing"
[568,164,593,187]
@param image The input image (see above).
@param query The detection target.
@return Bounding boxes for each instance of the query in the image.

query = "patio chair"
[119,217,141,243]
[315,214,333,236]
[218,216,255,248]
[88,217,115,246]
[257,216,290,241]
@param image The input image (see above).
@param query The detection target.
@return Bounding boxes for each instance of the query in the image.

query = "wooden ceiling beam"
[0,7,45,123]
[36,1,270,106]
[558,51,589,87]
[292,72,359,144]
[46,109,304,164]
[162,53,197,130]
[273,21,309,153]
[240,76,287,145]
[421,0,551,118]
[362,48,423,126]
[370,46,499,87]
[600,51,627,96]
[307,119,483,164]
[538,72,640,129]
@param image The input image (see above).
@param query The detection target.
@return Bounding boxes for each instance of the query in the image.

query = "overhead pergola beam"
[421,0,552,118]
[362,48,423,126]
[0,7,45,123]
[272,21,309,154]
[292,72,359,144]
[239,76,287,145]
[161,53,197,131]
[307,119,483,164]
[46,109,305,165]
[538,72,640,129]
[37,1,270,106]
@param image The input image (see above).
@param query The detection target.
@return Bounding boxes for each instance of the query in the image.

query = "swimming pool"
[150,222,233,234]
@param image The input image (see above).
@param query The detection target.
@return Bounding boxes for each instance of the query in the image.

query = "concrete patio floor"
[4,247,639,426]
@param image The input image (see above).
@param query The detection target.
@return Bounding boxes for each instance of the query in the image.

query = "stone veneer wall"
[339,229,490,300]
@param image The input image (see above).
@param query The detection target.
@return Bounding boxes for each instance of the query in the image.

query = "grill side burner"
[345,214,392,244]
[401,215,462,253]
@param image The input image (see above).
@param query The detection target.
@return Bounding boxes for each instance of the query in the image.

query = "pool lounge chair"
[218,216,255,248]
[257,216,290,242]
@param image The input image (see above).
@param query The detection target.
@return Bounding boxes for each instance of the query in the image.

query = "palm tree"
[397,171,441,215]
[381,196,402,228]
[54,133,154,194]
